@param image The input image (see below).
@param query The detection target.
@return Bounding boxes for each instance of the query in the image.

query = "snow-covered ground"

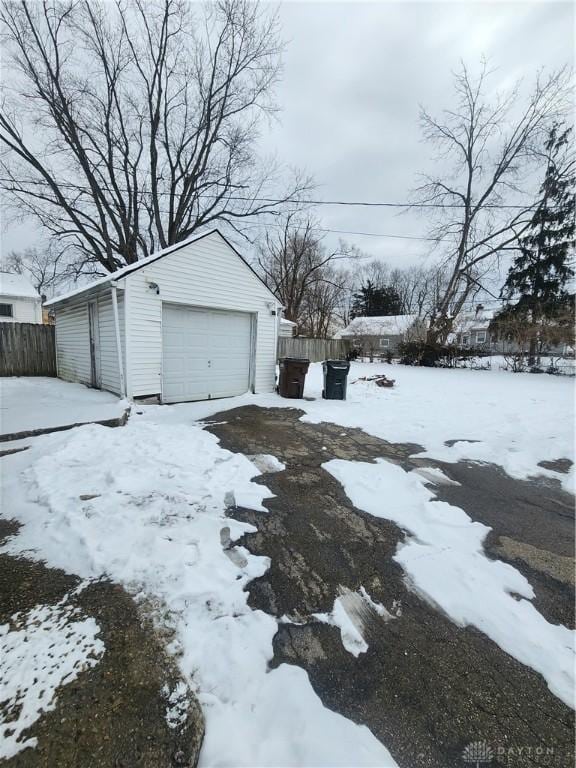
[139,361,575,491]
[1,415,395,766]
[301,362,575,492]
[0,377,126,436]
[1,362,574,761]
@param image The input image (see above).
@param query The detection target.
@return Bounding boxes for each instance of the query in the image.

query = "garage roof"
[46,229,279,307]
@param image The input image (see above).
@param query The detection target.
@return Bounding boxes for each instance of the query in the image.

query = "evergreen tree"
[494,125,575,363]
[351,281,403,318]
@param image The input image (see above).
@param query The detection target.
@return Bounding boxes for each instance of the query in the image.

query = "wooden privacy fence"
[278,337,351,362]
[0,323,56,376]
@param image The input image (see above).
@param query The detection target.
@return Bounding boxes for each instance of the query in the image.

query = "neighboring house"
[0,272,42,324]
[452,306,493,348]
[45,230,282,403]
[339,314,426,355]
[452,305,573,357]
[279,318,297,338]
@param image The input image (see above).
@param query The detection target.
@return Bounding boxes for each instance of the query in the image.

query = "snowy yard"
[140,360,575,491]
[0,377,126,438]
[1,362,574,764]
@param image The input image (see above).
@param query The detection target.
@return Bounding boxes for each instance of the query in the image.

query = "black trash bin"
[278,357,310,398]
[322,359,350,400]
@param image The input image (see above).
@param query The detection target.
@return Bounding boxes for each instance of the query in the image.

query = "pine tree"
[351,281,403,318]
[495,124,575,364]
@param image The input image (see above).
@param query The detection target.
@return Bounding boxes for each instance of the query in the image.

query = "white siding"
[0,296,42,323]
[126,232,278,398]
[55,301,91,385]
[54,290,125,395]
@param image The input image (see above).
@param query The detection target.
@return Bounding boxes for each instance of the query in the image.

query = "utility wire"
[0,176,540,210]
[237,219,438,242]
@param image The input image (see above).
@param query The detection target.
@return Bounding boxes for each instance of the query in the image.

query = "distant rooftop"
[0,272,40,300]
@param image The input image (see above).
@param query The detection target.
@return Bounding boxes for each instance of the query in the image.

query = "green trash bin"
[322,359,350,400]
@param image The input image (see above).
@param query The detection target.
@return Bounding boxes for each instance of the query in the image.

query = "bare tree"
[2,244,72,296]
[0,0,310,274]
[298,265,351,338]
[393,264,448,317]
[415,62,569,344]
[256,212,352,327]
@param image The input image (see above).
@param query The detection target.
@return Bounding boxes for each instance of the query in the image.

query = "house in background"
[452,306,493,348]
[338,314,426,356]
[279,318,296,338]
[45,229,282,403]
[0,272,42,324]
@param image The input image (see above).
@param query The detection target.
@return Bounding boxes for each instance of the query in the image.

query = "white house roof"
[0,272,40,300]
[46,229,279,307]
[453,309,495,333]
[280,318,296,328]
[340,314,421,337]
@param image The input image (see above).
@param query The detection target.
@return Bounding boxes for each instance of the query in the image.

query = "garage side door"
[162,305,252,403]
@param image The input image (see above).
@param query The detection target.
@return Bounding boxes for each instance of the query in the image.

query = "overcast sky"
[2,0,574,283]
[257,0,574,274]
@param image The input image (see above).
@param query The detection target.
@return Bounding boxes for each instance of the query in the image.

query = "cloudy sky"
[2,0,574,282]
[257,0,574,272]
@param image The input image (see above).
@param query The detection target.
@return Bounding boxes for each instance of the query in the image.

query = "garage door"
[162,305,252,403]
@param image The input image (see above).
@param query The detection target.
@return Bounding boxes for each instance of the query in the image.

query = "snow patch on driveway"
[314,586,396,657]
[1,419,396,767]
[0,597,104,759]
[247,453,286,474]
[324,457,575,709]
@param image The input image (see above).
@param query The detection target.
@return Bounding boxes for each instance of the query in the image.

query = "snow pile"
[314,586,395,657]
[324,457,576,708]
[0,597,104,759]
[2,419,396,767]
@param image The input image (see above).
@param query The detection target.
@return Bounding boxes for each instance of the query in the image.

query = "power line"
[0,176,539,211]
[237,219,437,242]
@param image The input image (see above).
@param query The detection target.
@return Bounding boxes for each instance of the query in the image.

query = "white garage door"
[162,304,252,403]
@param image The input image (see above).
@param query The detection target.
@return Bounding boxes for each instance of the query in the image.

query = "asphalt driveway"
[205,405,575,768]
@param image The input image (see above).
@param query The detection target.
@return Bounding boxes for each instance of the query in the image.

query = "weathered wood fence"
[0,323,56,376]
[278,337,351,362]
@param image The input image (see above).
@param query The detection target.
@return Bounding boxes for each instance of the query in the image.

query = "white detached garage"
[46,230,281,403]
